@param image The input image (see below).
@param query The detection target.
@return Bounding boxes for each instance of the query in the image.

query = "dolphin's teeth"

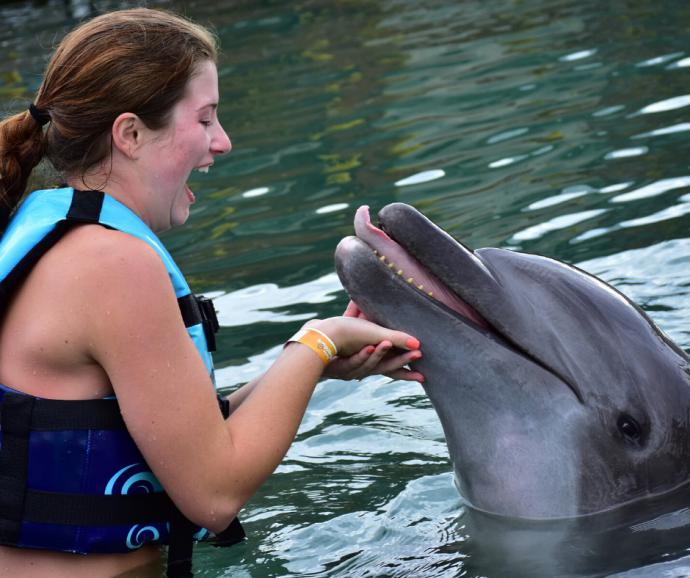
[388,262,396,269]
[379,255,387,262]
[397,269,403,275]
[407,277,414,284]
[373,250,379,255]
[417,284,424,290]
[428,292,433,297]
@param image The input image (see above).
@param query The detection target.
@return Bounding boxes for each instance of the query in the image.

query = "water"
[1,0,690,576]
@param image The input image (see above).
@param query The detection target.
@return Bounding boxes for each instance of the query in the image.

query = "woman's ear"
[111,112,144,159]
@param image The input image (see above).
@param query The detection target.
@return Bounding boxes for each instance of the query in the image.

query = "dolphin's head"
[335,203,690,519]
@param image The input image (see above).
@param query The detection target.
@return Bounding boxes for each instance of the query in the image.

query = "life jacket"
[0,187,244,575]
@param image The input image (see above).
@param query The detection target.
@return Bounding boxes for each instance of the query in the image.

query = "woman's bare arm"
[82,230,419,532]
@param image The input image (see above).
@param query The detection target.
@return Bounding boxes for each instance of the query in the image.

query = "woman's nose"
[212,122,231,155]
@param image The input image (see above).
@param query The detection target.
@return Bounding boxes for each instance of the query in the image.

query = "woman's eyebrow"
[196,102,218,111]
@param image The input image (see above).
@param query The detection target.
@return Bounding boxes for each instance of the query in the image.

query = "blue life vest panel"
[0,188,243,557]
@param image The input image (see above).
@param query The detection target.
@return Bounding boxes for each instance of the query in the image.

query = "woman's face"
[140,59,231,232]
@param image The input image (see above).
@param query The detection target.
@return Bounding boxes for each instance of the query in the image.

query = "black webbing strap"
[0,393,33,544]
[177,294,219,352]
[167,515,246,578]
[66,189,104,223]
[23,490,176,525]
[29,397,125,430]
[211,517,246,547]
[217,394,231,419]
[167,510,197,578]
[178,294,201,328]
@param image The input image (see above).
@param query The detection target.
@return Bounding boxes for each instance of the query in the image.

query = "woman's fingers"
[372,347,422,376]
[323,345,373,379]
[325,341,424,382]
[343,300,360,318]
[343,300,370,320]
[351,340,392,375]
[384,368,425,383]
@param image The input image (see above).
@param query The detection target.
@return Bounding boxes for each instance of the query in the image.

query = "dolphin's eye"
[617,414,642,442]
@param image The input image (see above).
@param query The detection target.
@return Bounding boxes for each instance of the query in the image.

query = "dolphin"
[334,202,690,522]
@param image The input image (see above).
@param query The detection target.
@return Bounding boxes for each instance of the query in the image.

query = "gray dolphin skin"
[334,203,690,522]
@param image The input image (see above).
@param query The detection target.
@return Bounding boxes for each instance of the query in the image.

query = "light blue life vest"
[0,187,243,560]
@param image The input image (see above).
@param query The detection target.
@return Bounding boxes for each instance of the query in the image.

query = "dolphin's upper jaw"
[351,205,490,330]
[338,203,586,404]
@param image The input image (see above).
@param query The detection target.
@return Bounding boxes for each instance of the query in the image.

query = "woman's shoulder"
[51,224,168,281]
[29,223,175,314]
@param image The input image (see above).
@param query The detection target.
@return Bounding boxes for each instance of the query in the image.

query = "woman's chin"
[170,205,191,229]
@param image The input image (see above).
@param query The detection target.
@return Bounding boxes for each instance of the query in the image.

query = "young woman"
[0,8,422,578]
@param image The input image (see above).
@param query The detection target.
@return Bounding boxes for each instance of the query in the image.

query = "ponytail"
[0,108,46,217]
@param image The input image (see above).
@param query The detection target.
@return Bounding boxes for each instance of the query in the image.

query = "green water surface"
[1,0,689,576]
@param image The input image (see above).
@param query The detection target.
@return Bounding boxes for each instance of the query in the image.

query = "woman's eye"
[200,120,212,126]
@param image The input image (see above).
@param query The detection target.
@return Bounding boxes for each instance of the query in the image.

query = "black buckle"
[217,395,231,419]
[195,295,219,352]
[211,517,246,547]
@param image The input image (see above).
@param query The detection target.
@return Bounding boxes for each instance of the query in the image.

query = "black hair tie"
[28,103,50,127]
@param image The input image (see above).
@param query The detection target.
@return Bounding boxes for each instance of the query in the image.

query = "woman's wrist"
[305,318,344,352]
[286,326,337,365]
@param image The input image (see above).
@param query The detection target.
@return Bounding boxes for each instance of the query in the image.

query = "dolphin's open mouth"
[338,203,584,403]
[352,205,491,330]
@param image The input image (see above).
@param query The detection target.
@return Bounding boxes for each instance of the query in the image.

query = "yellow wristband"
[287,327,338,365]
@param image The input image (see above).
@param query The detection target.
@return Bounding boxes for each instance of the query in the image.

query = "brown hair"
[0,8,217,215]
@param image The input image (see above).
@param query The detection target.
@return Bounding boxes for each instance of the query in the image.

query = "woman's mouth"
[185,184,196,203]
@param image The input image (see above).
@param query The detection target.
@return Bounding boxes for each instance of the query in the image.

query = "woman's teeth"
[197,166,210,174]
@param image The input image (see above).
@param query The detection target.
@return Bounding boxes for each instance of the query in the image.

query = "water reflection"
[212,272,340,327]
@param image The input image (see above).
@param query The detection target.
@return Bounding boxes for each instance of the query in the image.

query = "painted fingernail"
[406,337,420,350]
[410,351,422,361]
[366,345,375,355]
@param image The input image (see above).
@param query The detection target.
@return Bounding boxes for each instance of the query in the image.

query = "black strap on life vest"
[177,294,220,352]
[0,391,245,577]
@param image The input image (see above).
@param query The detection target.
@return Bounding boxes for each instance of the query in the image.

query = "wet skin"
[335,203,690,520]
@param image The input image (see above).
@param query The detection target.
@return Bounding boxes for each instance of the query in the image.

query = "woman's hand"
[305,301,424,382]
[323,341,424,382]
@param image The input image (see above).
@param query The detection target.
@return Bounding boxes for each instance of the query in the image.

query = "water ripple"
[638,95,690,115]
[511,209,607,242]
[611,177,690,203]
